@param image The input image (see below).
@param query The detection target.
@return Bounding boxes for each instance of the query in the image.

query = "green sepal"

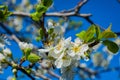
[23,48,32,58]
[48,28,54,34]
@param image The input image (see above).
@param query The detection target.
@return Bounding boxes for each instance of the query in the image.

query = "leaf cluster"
[31,0,53,21]
[76,25,119,53]
[0,5,12,21]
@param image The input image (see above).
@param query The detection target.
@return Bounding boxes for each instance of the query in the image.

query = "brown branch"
[11,12,92,18]
[17,67,35,80]
[35,73,50,80]
[11,12,31,17]
[39,62,60,79]
[48,70,61,79]
[11,0,91,18]
[78,64,120,78]
[40,14,48,41]
[0,22,21,43]
[74,0,88,13]
[6,61,35,80]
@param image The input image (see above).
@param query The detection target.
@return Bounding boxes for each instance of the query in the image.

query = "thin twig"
[35,73,50,80]
[48,70,61,79]
[0,22,21,43]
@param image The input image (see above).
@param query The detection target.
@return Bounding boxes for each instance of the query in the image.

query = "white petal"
[80,44,89,53]
[0,53,5,61]
[67,51,75,57]
[38,49,51,53]
[74,38,82,45]
[64,37,72,48]
[55,59,63,68]
[0,43,5,49]
[3,48,11,53]
[48,21,53,27]
[54,48,63,54]
[73,55,81,60]
[62,58,71,67]
[49,51,61,58]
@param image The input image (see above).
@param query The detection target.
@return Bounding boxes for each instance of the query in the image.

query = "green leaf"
[39,28,44,39]
[31,5,47,21]
[41,0,53,7]
[27,53,41,63]
[85,25,96,42]
[76,31,86,40]
[36,37,41,41]
[0,5,6,9]
[23,48,32,58]
[0,5,12,21]
[31,12,42,21]
[36,4,47,13]
[48,28,54,34]
[101,25,117,39]
[95,26,101,39]
[102,40,119,53]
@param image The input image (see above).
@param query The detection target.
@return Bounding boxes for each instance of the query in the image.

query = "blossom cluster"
[38,37,89,68]
[0,43,12,73]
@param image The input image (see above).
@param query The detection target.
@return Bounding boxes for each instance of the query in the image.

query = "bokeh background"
[0,0,120,80]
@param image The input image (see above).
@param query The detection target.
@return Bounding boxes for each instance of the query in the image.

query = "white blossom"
[0,53,5,61]
[3,48,11,55]
[55,52,71,68]
[19,42,33,50]
[48,20,54,27]
[0,43,5,49]
[68,43,89,60]
[40,60,51,68]
[54,37,71,54]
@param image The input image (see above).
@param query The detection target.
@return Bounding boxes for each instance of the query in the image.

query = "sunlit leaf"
[76,31,86,40]
[84,25,96,42]
[100,25,117,39]
[103,40,119,53]
[95,26,101,39]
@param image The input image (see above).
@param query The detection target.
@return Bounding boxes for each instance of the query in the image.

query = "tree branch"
[0,22,21,43]
[11,12,92,18]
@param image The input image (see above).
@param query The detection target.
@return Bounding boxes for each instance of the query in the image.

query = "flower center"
[56,42,63,50]
[72,46,80,53]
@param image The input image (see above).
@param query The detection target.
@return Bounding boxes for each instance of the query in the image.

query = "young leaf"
[27,53,41,63]
[0,5,6,9]
[0,5,12,21]
[100,25,117,39]
[102,40,119,53]
[95,26,101,39]
[76,31,86,40]
[30,12,42,21]
[84,25,96,42]
[41,0,53,8]
[36,4,47,13]
[23,48,32,58]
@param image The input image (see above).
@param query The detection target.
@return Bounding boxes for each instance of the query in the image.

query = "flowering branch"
[0,0,119,80]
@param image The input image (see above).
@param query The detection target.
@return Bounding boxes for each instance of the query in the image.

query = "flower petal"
[55,59,63,68]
